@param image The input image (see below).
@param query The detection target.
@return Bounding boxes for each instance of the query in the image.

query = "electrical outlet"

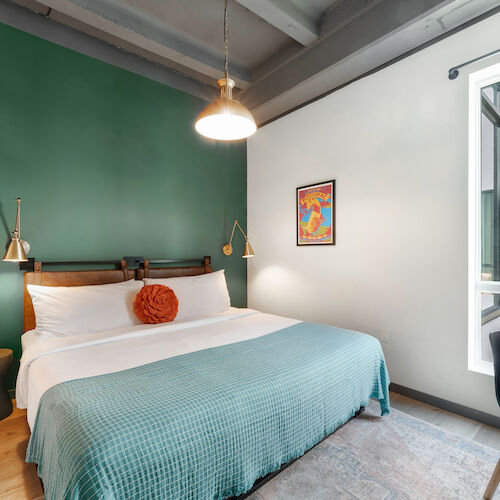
[380,329,389,343]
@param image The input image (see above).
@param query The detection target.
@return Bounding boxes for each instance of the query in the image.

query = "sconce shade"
[3,237,27,262]
[242,240,255,259]
[3,197,29,262]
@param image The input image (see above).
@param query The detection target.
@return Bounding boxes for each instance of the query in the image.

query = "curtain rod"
[449,48,500,79]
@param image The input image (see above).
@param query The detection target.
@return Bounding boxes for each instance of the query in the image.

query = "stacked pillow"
[27,270,231,338]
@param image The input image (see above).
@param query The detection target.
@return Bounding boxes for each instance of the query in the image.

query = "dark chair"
[484,331,500,499]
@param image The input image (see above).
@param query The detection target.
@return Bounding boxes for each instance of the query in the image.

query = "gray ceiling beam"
[0,0,217,102]
[253,0,500,124]
[319,0,382,37]
[11,0,49,14]
[236,0,318,46]
[240,0,454,110]
[46,8,219,87]
[42,0,251,86]
[249,0,382,86]
[250,39,302,84]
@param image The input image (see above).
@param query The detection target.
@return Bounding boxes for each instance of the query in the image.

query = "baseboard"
[390,383,500,429]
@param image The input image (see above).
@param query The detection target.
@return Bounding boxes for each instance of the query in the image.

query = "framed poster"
[296,180,335,246]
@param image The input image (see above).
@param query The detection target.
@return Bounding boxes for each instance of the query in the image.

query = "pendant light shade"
[195,0,256,141]
[195,78,256,141]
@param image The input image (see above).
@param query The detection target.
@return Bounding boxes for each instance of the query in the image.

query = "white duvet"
[17,308,300,429]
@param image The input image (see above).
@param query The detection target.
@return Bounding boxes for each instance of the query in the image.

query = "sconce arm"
[228,219,249,246]
[13,198,21,237]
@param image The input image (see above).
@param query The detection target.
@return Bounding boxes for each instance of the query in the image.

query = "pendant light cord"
[224,0,229,81]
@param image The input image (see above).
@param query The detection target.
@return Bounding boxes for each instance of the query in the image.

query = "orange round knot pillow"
[134,285,178,324]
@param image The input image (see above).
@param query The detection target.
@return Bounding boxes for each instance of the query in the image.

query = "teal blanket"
[26,322,390,500]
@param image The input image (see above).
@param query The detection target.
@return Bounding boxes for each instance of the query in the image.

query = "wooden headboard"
[23,256,212,333]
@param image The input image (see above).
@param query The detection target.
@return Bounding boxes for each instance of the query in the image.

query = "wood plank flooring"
[0,402,43,500]
[390,392,500,450]
[0,393,499,499]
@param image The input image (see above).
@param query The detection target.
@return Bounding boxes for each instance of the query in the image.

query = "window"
[469,63,500,375]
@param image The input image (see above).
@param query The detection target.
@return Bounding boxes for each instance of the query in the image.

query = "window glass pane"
[481,83,500,281]
[483,86,495,101]
[481,292,498,363]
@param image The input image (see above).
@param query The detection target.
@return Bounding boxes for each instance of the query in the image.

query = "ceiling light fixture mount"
[195,0,256,141]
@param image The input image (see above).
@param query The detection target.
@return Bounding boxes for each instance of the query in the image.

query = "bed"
[16,257,390,500]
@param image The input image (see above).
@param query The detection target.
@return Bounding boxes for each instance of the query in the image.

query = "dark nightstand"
[0,349,13,421]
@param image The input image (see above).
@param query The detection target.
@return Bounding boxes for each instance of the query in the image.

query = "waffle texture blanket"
[27,322,390,499]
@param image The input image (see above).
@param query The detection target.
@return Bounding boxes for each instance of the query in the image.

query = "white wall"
[247,13,500,417]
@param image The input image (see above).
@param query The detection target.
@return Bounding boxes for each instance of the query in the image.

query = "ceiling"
[5,0,500,125]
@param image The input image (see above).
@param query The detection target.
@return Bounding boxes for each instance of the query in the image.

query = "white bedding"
[21,330,37,352]
[17,307,301,429]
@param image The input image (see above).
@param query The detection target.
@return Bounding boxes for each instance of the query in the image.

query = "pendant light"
[195,0,256,141]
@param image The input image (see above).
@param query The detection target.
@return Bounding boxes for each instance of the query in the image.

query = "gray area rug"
[249,400,498,500]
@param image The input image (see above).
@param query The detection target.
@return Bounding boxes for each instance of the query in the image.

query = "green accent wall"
[0,23,247,391]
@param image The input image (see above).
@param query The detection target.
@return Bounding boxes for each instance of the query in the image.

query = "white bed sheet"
[21,330,37,352]
[17,307,301,429]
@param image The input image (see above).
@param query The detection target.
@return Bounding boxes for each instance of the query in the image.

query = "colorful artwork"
[297,180,335,245]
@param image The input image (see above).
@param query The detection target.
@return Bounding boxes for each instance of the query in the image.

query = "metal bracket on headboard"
[141,256,211,278]
[19,258,35,272]
[123,256,145,268]
[19,258,126,272]
[18,256,211,273]
[145,256,210,266]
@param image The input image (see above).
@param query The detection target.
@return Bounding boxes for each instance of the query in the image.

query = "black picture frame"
[296,180,335,246]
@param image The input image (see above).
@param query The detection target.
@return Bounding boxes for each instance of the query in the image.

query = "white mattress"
[17,307,301,429]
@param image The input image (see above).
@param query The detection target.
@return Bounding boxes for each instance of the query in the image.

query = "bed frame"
[22,254,364,498]
[23,256,212,332]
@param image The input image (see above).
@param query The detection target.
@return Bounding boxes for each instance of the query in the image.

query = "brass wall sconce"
[3,198,30,262]
[223,220,255,258]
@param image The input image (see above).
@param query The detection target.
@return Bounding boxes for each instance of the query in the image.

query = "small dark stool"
[0,348,13,421]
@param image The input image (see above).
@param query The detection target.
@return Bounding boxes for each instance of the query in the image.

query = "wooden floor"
[390,392,500,450]
[0,393,499,500]
[0,402,43,500]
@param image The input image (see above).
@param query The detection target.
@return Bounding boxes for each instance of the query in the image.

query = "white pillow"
[28,279,144,338]
[143,270,230,321]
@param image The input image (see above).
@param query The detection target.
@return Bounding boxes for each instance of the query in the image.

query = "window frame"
[468,62,500,376]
